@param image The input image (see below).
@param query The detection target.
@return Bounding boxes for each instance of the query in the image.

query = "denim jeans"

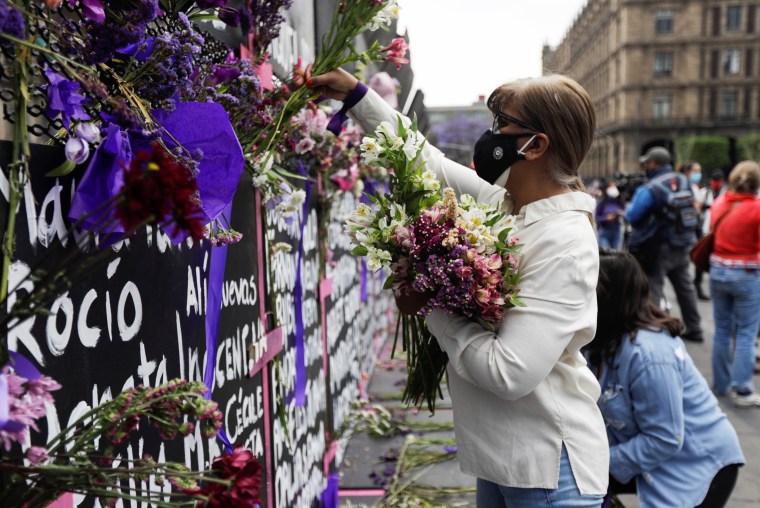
[598,226,622,251]
[476,445,603,508]
[647,243,703,337]
[710,265,760,394]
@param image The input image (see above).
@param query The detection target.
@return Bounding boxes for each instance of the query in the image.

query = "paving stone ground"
[338,281,760,507]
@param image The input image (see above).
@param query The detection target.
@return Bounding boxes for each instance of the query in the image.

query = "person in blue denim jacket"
[585,250,745,507]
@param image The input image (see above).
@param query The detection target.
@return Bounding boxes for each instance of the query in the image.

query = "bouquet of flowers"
[344,117,523,413]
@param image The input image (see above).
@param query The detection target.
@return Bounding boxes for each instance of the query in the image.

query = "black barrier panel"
[0,142,266,506]
[262,169,328,508]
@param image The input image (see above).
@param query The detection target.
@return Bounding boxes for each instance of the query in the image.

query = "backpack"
[647,172,699,248]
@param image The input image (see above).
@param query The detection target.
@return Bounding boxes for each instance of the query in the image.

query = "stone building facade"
[543,0,760,179]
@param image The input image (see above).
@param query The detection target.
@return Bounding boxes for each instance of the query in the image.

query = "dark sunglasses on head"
[492,111,542,133]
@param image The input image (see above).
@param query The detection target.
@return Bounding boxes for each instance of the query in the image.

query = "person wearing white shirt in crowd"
[306,66,608,507]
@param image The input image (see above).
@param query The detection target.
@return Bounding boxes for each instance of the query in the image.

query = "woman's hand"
[304,64,358,102]
[394,290,433,316]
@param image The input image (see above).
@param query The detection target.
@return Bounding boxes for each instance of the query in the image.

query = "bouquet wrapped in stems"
[345,117,523,413]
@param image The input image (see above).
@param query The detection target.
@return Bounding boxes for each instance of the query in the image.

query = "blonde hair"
[487,75,596,192]
[728,160,760,194]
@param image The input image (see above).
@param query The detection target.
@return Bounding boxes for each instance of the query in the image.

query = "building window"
[721,90,738,117]
[654,52,673,77]
[655,9,674,34]
[749,5,757,33]
[653,95,672,119]
[744,86,752,116]
[713,7,721,35]
[711,50,720,78]
[727,5,742,31]
[723,49,741,74]
[746,48,754,76]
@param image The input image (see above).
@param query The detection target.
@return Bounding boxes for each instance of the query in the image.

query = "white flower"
[354,228,379,247]
[349,203,377,227]
[64,137,89,164]
[275,189,306,218]
[253,152,274,174]
[272,242,292,253]
[459,194,477,209]
[367,10,392,31]
[402,130,424,160]
[419,169,440,192]
[74,122,100,143]
[353,178,365,198]
[360,136,383,166]
[461,207,488,229]
[289,189,306,206]
[366,247,392,272]
[252,174,268,188]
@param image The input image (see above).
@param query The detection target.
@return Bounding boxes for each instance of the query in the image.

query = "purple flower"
[79,0,105,23]
[444,445,458,454]
[0,0,24,43]
[195,0,226,7]
[65,137,90,163]
[44,68,90,130]
[74,122,100,143]
[218,6,240,27]
[210,64,242,85]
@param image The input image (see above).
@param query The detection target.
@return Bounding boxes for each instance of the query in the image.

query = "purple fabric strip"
[326,82,368,135]
[203,203,234,454]
[320,472,340,508]
[293,162,313,407]
[360,259,368,302]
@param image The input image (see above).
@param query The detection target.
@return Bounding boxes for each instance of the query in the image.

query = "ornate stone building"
[543,0,760,178]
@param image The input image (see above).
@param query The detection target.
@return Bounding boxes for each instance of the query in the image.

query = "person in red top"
[709,160,760,407]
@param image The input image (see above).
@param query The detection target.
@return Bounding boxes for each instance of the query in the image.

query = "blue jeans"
[710,265,760,394]
[597,226,622,250]
[476,445,603,508]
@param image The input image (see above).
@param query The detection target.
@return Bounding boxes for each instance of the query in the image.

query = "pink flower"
[481,305,505,323]
[330,164,359,191]
[26,446,50,465]
[475,287,491,305]
[454,265,473,280]
[392,225,414,250]
[384,38,409,70]
[26,375,62,404]
[421,207,446,223]
[485,254,503,271]
[295,137,316,154]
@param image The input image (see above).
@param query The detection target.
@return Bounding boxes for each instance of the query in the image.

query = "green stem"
[1,38,31,364]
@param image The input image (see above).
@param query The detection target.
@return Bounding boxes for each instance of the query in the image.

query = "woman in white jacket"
[307,66,609,507]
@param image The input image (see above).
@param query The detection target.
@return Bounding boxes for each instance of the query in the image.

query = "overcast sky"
[396,0,589,107]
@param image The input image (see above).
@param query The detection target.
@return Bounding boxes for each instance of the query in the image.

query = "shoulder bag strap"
[711,201,742,234]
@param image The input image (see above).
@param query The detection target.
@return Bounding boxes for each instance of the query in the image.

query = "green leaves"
[45,159,77,177]
[351,245,368,256]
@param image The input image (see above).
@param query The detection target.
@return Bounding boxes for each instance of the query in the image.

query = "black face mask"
[473,130,536,184]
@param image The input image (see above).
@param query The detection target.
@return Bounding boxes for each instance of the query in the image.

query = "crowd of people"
[307,64,753,506]
[590,149,760,395]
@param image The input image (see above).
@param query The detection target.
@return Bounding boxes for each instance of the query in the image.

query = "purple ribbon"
[203,203,234,454]
[293,162,313,407]
[320,472,340,508]
[0,352,42,432]
[360,259,368,302]
[325,82,368,136]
